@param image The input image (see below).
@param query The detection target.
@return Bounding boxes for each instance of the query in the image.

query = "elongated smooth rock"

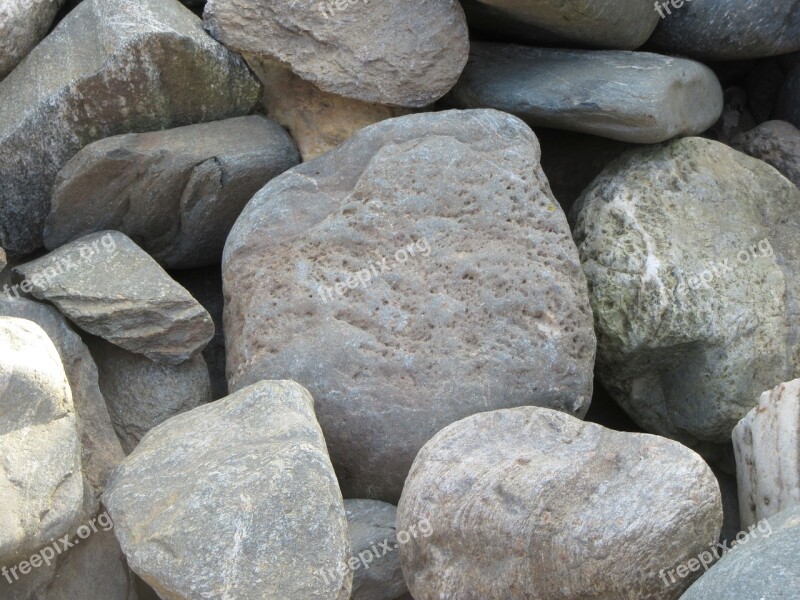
[0,0,65,79]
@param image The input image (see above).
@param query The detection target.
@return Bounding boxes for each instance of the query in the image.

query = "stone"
[0,0,260,256]
[223,109,596,501]
[733,379,800,529]
[88,337,212,454]
[203,0,468,107]
[14,231,215,365]
[776,64,800,130]
[103,380,351,600]
[648,0,800,61]
[0,0,65,79]
[446,43,723,144]
[344,500,407,600]
[0,317,84,564]
[0,248,5,273]
[732,121,800,188]
[572,137,800,454]
[397,406,723,600]
[681,506,799,600]
[459,0,659,50]
[44,116,299,268]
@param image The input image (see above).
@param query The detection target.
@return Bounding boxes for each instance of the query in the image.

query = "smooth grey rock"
[103,380,351,600]
[0,317,84,565]
[203,0,468,107]
[648,0,800,61]
[681,506,799,600]
[14,231,215,365]
[88,338,212,454]
[572,137,800,453]
[397,407,723,600]
[776,65,800,129]
[44,116,299,268]
[0,0,65,79]
[732,121,800,188]
[345,500,407,600]
[0,0,260,257]
[223,109,596,502]
[447,43,723,144]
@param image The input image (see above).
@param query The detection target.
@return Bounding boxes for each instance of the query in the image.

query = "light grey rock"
[397,406,723,600]
[572,137,800,455]
[733,379,800,529]
[44,116,299,268]
[776,65,800,130]
[345,500,407,600]
[88,338,212,454]
[14,231,215,365]
[680,506,799,600]
[732,121,800,188]
[103,380,351,600]
[648,0,800,61]
[447,43,723,144]
[0,0,65,79]
[223,109,596,501]
[0,317,84,565]
[203,0,468,107]
[0,0,260,257]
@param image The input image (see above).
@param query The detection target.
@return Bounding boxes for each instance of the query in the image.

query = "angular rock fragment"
[397,407,723,600]
[732,121,800,188]
[447,43,723,143]
[223,109,596,501]
[203,0,469,107]
[45,116,299,268]
[14,231,214,365]
[0,0,260,256]
[103,380,351,600]
[0,0,65,79]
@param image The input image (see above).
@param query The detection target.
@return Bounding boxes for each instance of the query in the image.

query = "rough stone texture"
[732,121,800,188]
[88,337,212,454]
[0,248,5,273]
[44,116,299,268]
[733,379,800,529]
[0,0,65,79]
[345,500,407,600]
[0,0,261,257]
[247,59,412,161]
[446,43,723,144]
[103,380,351,600]
[223,109,596,501]
[776,64,800,130]
[0,317,84,564]
[648,0,800,61]
[572,138,800,455]
[397,406,723,600]
[681,506,800,600]
[459,0,659,49]
[14,231,215,365]
[203,0,469,107]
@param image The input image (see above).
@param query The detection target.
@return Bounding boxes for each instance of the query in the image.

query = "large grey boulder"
[14,231,215,365]
[0,317,84,565]
[447,43,723,144]
[0,0,65,79]
[397,407,723,600]
[44,116,299,268]
[572,137,800,455]
[0,0,260,256]
[732,121,800,188]
[203,0,468,107]
[103,380,351,600]
[223,109,596,501]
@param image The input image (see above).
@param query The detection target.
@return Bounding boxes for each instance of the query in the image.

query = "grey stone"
[446,43,723,144]
[44,116,299,269]
[0,0,260,257]
[344,500,406,600]
[14,231,215,365]
[223,109,596,502]
[0,248,5,273]
[103,380,351,600]
[88,337,212,454]
[397,406,723,600]
[732,121,800,188]
[0,317,84,565]
[203,0,468,107]
[776,64,800,130]
[572,137,800,454]
[0,0,65,79]
[648,0,800,61]
[681,506,800,600]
